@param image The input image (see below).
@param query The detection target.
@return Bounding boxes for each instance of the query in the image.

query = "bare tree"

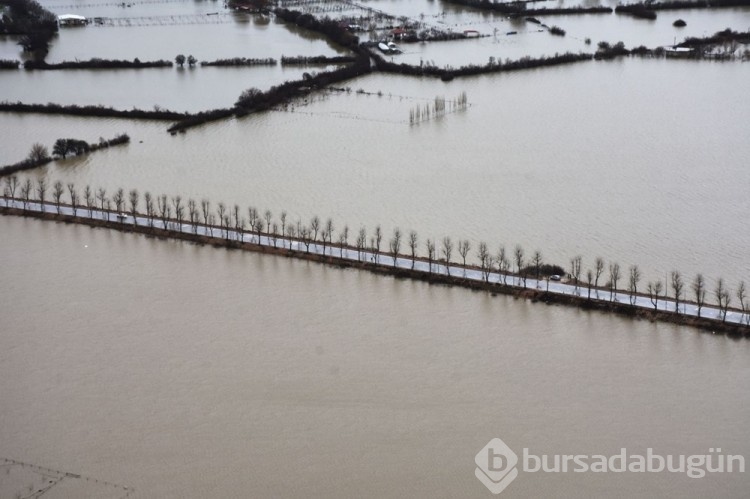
[339,225,349,258]
[199,199,209,229]
[129,189,139,224]
[67,183,77,216]
[158,195,171,230]
[214,203,226,238]
[514,245,525,288]
[532,250,543,281]
[157,195,169,229]
[628,265,640,306]
[692,274,706,318]
[426,239,435,273]
[458,240,471,274]
[324,218,334,255]
[570,255,582,291]
[321,227,329,255]
[478,242,490,282]
[271,222,279,248]
[223,215,232,240]
[374,225,382,264]
[737,281,747,326]
[356,227,366,261]
[671,271,684,313]
[586,269,593,300]
[144,192,155,227]
[171,196,183,229]
[233,204,241,237]
[247,207,258,242]
[96,187,107,213]
[648,281,663,311]
[442,236,453,276]
[409,231,418,269]
[300,226,311,253]
[28,142,49,163]
[280,211,287,240]
[715,278,730,322]
[285,224,296,249]
[84,185,93,216]
[497,246,508,285]
[52,181,64,213]
[594,257,604,296]
[390,228,402,267]
[254,217,264,244]
[106,199,112,221]
[239,217,248,242]
[36,178,47,212]
[609,263,620,302]
[188,199,197,233]
[208,214,216,237]
[113,188,125,215]
[265,210,273,234]
[310,215,320,243]
[4,175,19,199]
[21,178,32,209]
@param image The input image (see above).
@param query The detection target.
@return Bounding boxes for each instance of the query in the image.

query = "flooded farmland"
[1,0,749,497]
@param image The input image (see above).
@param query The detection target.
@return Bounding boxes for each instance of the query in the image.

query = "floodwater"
[1,215,749,498]
[3,59,749,289]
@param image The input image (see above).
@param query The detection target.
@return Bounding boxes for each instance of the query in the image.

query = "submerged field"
[2,0,750,497]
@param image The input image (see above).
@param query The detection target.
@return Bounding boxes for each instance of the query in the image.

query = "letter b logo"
[475,438,519,495]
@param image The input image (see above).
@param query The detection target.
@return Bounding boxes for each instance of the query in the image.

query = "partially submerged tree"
[692,274,706,318]
[458,240,471,274]
[442,236,453,276]
[409,231,418,269]
[129,189,139,224]
[426,239,436,274]
[570,255,582,291]
[390,228,402,267]
[28,142,49,163]
[715,278,730,322]
[594,257,604,296]
[671,271,684,313]
[67,183,77,215]
[52,180,64,213]
[478,242,490,282]
[21,178,32,209]
[648,281,663,311]
[36,178,47,212]
[628,265,640,306]
[608,263,620,302]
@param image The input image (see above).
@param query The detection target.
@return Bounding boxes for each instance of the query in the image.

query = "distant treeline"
[443,0,612,16]
[677,28,750,47]
[370,50,593,79]
[55,134,130,157]
[0,101,188,120]
[0,155,52,176]
[616,0,750,11]
[0,59,21,69]
[274,8,361,50]
[201,57,277,67]
[281,55,357,65]
[166,8,372,133]
[23,58,173,70]
[167,54,371,133]
[0,0,58,59]
[0,134,130,176]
